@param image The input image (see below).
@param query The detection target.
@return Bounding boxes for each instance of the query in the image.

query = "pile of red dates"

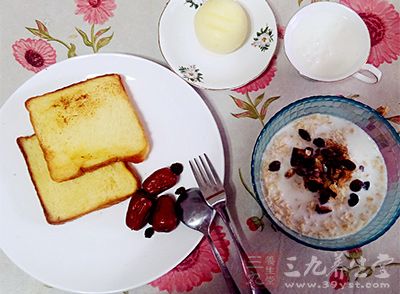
[125,163,183,238]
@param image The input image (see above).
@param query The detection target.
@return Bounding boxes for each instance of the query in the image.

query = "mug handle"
[352,64,382,84]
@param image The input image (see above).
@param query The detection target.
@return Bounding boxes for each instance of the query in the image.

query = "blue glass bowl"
[251,96,400,251]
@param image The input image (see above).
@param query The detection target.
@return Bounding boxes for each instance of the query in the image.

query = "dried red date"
[152,194,178,232]
[125,190,154,231]
[142,163,183,195]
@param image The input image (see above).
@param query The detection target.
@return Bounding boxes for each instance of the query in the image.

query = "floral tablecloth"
[1,0,399,293]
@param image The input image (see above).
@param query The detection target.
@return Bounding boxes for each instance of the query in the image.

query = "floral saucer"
[158,0,277,90]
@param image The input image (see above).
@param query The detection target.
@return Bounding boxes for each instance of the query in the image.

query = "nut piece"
[376,105,389,116]
[285,168,295,178]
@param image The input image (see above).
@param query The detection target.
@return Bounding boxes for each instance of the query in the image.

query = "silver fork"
[190,154,271,294]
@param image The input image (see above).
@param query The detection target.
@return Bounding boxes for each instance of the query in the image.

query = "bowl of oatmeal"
[251,96,400,250]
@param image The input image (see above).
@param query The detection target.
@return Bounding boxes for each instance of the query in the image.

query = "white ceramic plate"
[158,0,277,90]
[0,53,224,293]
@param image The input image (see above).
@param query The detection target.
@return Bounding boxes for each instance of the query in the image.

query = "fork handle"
[205,233,241,294]
[215,203,271,294]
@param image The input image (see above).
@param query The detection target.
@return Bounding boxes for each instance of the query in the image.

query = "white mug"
[284,2,382,84]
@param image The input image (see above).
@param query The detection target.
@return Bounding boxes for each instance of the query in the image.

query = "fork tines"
[189,153,224,199]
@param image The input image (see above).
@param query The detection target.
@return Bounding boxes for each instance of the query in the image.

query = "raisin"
[341,159,356,171]
[348,193,359,207]
[170,163,184,175]
[268,161,281,172]
[313,138,325,148]
[319,192,330,205]
[144,227,155,238]
[298,129,311,141]
[350,179,363,192]
[363,181,370,190]
[175,186,186,195]
[306,179,323,192]
[359,165,365,172]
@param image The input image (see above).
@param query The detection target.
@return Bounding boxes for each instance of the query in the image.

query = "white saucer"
[158,0,277,90]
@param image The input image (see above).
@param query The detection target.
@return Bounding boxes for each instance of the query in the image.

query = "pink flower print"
[387,115,400,124]
[329,269,350,290]
[246,216,264,231]
[346,247,363,259]
[149,226,230,293]
[277,25,285,39]
[233,55,277,94]
[12,38,56,73]
[340,0,400,67]
[75,0,117,25]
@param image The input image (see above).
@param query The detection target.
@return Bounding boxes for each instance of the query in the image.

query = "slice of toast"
[17,135,139,224]
[25,74,149,182]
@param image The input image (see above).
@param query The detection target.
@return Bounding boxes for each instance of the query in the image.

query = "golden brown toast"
[17,135,139,224]
[25,74,149,182]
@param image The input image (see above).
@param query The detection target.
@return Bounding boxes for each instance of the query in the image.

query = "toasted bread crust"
[25,73,150,182]
[25,74,120,109]
[39,141,149,182]
[17,135,137,225]
[17,135,53,224]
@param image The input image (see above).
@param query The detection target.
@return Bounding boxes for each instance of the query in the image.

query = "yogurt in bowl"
[251,96,400,250]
